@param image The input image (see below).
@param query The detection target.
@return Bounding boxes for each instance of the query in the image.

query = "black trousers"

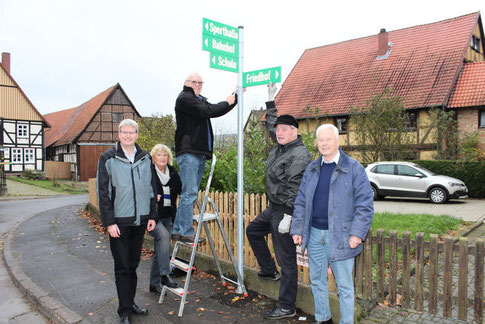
[109,225,146,317]
[246,205,297,310]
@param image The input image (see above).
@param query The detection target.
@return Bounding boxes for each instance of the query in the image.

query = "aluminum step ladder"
[158,154,248,316]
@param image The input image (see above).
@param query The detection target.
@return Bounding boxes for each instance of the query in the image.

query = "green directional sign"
[243,67,281,87]
[202,35,238,57]
[202,18,239,42]
[210,53,239,73]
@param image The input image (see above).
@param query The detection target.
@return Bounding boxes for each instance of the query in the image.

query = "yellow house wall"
[0,68,43,121]
[297,109,441,161]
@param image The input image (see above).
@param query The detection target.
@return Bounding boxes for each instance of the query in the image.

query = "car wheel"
[371,185,379,200]
[429,187,447,204]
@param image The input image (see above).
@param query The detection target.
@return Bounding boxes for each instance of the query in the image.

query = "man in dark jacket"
[172,72,237,243]
[246,84,312,320]
[97,119,156,324]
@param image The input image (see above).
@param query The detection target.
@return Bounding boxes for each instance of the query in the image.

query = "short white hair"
[119,119,139,132]
[315,124,339,139]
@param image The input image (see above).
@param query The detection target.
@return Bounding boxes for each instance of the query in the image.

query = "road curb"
[1,213,89,324]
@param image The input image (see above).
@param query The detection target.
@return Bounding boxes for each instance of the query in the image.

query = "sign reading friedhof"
[242,66,281,87]
[203,18,239,72]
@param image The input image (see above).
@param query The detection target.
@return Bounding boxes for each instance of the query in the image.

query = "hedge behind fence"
[412,160,485,198]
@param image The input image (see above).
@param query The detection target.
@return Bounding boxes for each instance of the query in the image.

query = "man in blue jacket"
[290,124,374,324]
[97,119,157,324]
[172,72,237,243]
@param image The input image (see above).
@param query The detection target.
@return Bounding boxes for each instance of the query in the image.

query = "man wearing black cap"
[246,83,312,320]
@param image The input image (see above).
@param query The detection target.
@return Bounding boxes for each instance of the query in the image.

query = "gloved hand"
[278,214,292,234]
[268,82,277,101]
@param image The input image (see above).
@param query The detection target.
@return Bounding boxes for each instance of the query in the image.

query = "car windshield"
[414,164,437,176]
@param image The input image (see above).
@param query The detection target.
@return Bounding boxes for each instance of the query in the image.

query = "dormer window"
[471,35,481,53]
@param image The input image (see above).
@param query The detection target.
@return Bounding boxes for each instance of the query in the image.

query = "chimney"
[1,52,11,74]
[378,28,388,56]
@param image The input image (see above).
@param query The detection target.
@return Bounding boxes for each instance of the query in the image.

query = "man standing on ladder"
[246,83,312,319]
[172,72,237,243]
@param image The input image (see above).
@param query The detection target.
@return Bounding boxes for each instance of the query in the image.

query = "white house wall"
[1,119,44,172]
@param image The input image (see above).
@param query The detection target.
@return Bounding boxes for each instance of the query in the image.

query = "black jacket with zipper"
[174,86,237,158]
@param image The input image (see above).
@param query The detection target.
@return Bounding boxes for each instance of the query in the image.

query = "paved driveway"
[374,197,485,222]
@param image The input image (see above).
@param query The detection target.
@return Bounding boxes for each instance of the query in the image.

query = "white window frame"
[11,148,23,163]
[24,148,35,163]
[17,124,29,138]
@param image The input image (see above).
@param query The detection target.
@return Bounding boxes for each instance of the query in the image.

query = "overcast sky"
[1,1,483,134]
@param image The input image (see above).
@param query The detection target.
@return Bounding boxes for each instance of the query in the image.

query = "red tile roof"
[44,85,116,147]
[449,61,485,108]
[275,12,480,119]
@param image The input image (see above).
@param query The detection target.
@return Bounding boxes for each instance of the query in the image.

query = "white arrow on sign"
[204,38,209,47]
[212,56,216,64]
[205,22,209,31]
[275,70,279,79]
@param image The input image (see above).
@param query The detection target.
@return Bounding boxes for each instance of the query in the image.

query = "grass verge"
[7,176,88,194]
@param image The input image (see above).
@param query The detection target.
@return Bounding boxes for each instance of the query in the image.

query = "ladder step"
[165,287,187,296]
[170,258,194,272]
[193,213,217,222]
[221,276,239,286]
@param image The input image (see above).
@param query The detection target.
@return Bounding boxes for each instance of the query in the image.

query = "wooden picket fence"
[193,190,484,324]
[86,182,483,322]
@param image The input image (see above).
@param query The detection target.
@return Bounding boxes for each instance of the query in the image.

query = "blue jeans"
[149,218,172,286]
[308,227,355,324]
[172,153,206,236]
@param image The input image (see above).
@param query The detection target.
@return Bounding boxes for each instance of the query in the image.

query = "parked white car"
[365,161,468,204]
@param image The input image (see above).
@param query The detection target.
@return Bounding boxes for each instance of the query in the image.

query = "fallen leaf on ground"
[197,308,206,311]
[168,311,174,315]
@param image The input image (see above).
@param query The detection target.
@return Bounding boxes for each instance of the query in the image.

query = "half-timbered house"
[273,12,485,159]
[0,52,50,173]
[44,83,141,181]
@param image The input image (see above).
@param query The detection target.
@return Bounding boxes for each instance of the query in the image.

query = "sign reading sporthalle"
[202,18,239,42]
[243,66,281,87]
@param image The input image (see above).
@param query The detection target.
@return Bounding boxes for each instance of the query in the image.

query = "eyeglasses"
[187,80,204,85]
[119,131,137,135]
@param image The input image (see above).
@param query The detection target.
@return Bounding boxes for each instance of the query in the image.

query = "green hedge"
[412,160,485,198]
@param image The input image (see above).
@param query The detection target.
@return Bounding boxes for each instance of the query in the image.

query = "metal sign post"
[236,25,244,289]
[202,17,245,291]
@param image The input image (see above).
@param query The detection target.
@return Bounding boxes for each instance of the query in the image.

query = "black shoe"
[263,306,296,319]
[149,284,161,294]
[131,304,148,316]
[179,235,206,244]
[161,275,179,288]
[119,315,131,324]
[258,270,282,281]
[314,319,334,324]
[171,233,181,241]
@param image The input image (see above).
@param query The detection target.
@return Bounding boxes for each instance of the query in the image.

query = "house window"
[11,148,23,163]
[405,111,417,130]
[471,35,481,53]
[17,124,29,138]
[24,148,35,163]
[480,110,485,128]
[112,112,123,123]
[335,117,348,133]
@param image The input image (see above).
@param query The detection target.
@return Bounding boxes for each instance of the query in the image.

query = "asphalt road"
[0,194,89,324]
